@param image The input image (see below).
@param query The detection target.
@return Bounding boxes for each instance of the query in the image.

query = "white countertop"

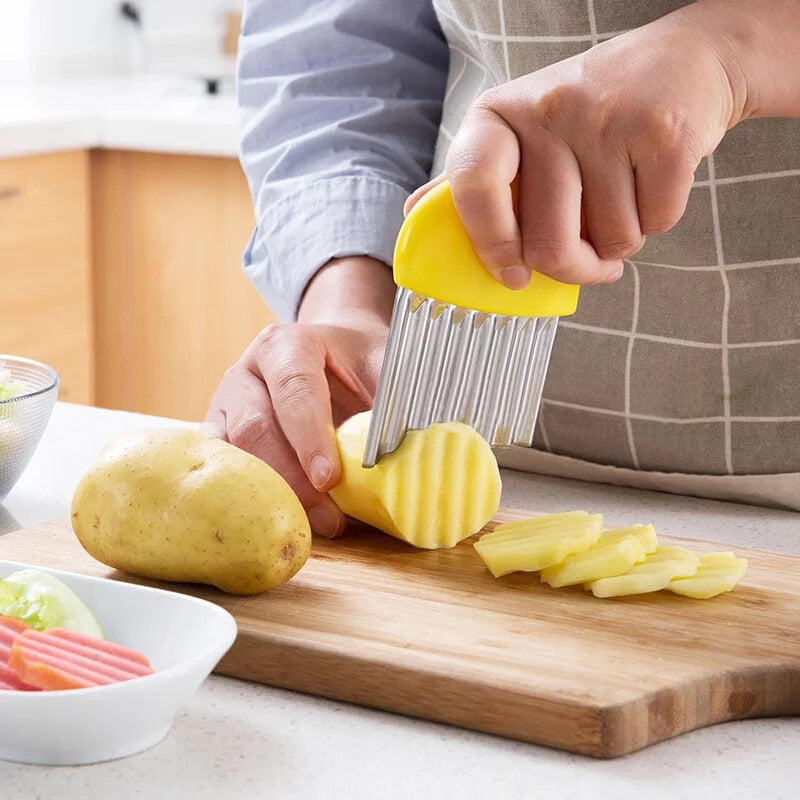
[0,76,238,159]
[1,402,799,799]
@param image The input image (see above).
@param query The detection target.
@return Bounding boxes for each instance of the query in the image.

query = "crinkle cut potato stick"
[330,411,502,549]
[540,525,657,587]
[588,546,701,598]
[472,512,604,577]
[668,552,748,599]
[474,511,748,600]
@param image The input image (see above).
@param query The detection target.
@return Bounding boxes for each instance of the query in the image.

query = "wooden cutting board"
[1,512,798,758]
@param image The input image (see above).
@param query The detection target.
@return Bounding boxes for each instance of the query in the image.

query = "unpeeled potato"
[71,429,311,594]
[330,411,501,549]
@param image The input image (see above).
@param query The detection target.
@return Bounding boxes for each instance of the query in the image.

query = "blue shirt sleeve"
[237,0,449,320]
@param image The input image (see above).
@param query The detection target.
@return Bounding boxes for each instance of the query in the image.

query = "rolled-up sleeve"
[237,0,449,320]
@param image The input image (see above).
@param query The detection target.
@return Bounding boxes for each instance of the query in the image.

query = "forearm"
[298,256,395,327]
[238,0,448,321]
[694,0,800,122]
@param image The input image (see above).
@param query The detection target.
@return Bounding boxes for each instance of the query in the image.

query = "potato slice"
[667,552,748,599]
[587,545,700,598]
[595,524,658,553]
[539,525,656,588]
[473,512,603,577]
[330,411,501,549]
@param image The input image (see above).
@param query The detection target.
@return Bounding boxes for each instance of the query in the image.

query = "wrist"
[298,256,395,327]
[693,0,800,122]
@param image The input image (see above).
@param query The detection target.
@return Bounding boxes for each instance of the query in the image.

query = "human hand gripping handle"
[203,257,394,537]
[406,0,778,288]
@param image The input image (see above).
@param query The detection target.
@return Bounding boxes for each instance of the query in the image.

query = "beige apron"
[431,0,800,511]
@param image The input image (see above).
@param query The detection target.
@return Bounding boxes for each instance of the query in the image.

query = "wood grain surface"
[90,150,274,421]
[0,150,94,404]
[1,512,798,758]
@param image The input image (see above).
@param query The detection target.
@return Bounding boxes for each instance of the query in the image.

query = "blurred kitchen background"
[0,0,277,422]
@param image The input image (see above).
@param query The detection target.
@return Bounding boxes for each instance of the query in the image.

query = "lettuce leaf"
[0,569,104,638]
[0,367,24,401]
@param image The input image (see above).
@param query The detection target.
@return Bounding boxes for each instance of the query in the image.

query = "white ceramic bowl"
[0,560,237,765]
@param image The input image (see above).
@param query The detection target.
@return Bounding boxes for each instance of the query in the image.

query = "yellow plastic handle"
[394,181,580,317]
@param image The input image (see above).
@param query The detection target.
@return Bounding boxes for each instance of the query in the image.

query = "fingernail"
[500,266,530,290]
[605,263,625,282]
[308,506,343,538]
[309,454,333,490]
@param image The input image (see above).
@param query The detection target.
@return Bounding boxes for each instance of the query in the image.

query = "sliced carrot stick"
[25,630,153,674]
[0,632,17,664]
[0,616,30,633]
[0,662,39,691]
[15,635,146,681]
[0,618,154,691]
[9,658,96,691]
[9,642,118,690]
[1,616,31,663]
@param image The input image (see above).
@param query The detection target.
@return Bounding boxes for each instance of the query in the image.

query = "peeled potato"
[329,411,501,549]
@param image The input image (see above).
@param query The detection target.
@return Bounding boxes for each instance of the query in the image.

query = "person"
[204,0,800,536]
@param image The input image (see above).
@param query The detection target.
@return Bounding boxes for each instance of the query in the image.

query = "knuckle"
[253,322,284,351]
[273,367,316,403]
[640,215,677,235]
[445,154,493,192]
[474,88,501,110]
[480,237,523,267]
[641,106,703,163]
[532,84,583,129]
[593,234,645,260]
[522,240,575,279]
[446,101,502,186]
[638,196,687,235]
[589,98,622,143]
[222,364,243,383]
[255,321,319,359]
[227,412,273,451]
[470,88,508,119]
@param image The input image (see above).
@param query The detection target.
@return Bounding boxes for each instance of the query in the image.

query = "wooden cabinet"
[90,150,274,421]
[0,150,94,404]
[2,148,275,421]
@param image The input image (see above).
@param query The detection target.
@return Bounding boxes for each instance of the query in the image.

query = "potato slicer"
[362,180,580,467]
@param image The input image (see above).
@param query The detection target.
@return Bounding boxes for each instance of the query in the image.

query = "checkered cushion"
[432,0,800,475]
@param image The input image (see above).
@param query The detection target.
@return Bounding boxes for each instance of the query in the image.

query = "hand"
[407,1,751,288]
[203,257,394,537]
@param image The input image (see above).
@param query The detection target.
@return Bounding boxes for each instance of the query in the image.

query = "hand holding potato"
[203,257,395,538]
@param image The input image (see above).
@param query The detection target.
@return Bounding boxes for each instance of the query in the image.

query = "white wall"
[140,0,240,37]
[0,0,241,83]
[0,1,35,81]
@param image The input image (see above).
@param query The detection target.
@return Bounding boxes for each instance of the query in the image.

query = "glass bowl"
[0,355,59,503]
